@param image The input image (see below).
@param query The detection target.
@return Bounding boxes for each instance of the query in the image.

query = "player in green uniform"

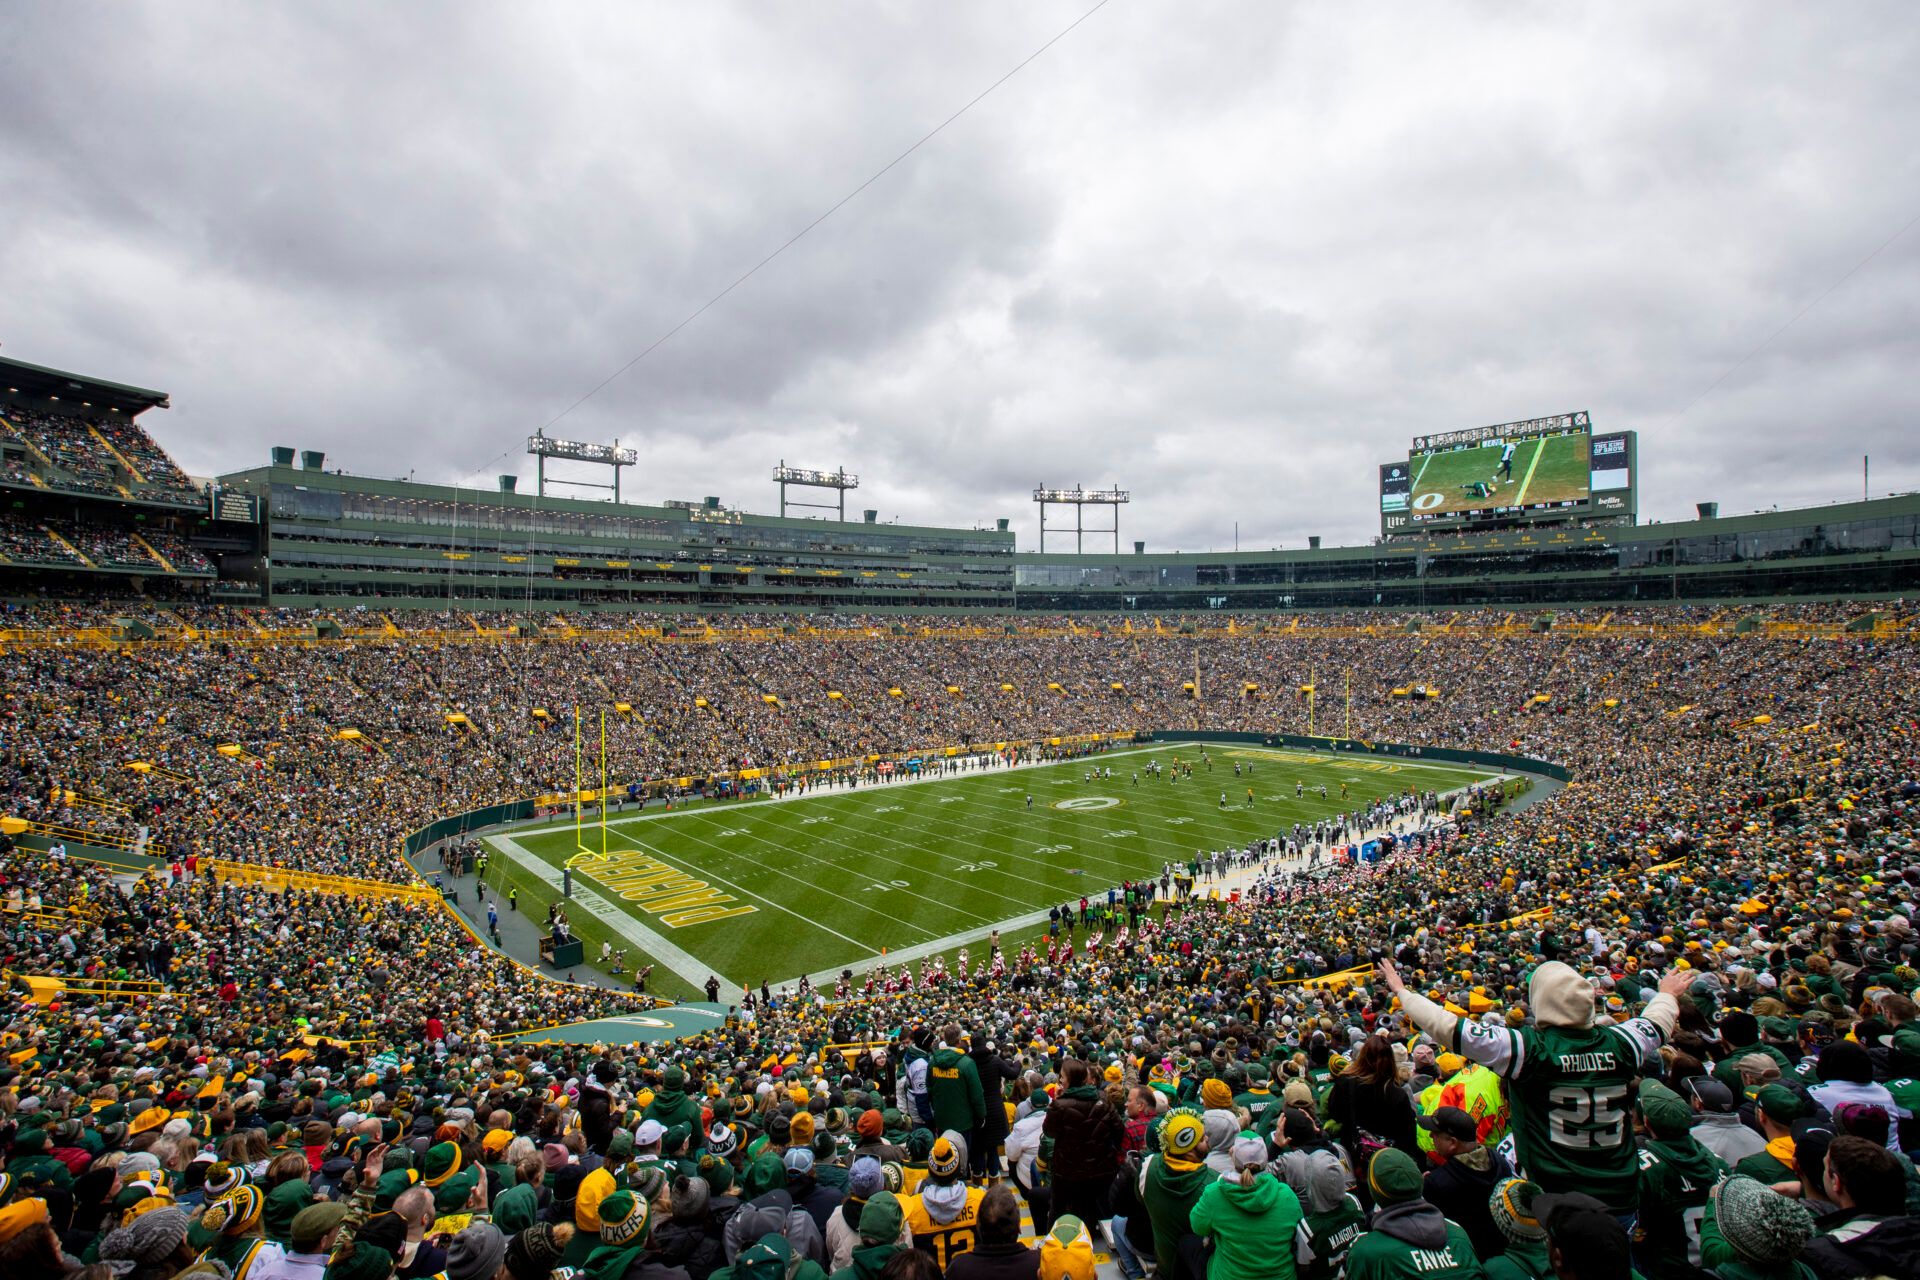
[1378,957,1690,1215]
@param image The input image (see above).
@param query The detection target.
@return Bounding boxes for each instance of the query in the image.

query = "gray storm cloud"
[1,1,1915,550]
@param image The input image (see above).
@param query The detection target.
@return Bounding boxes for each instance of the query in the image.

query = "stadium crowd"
[1,408,200,506]
[0,601,1918,1280]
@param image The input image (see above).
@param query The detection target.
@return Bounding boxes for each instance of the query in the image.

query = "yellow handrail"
[204,859,437,902]
[1,817,134,853]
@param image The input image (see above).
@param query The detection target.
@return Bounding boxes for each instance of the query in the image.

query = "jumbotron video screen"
[1409,415,1590,521]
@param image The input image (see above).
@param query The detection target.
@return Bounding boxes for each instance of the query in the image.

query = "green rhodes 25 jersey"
[1457,1017,1665,1211]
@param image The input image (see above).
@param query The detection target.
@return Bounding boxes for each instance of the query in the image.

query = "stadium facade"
[3,352,1917,613]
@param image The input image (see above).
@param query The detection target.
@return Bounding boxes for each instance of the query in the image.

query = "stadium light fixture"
[526,429,637,501]
[773,461,860,519]
[526,435,639,466]
[1032,484,1130,552]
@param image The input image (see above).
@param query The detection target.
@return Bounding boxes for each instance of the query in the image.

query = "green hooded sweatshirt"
[646,1080,707,1149]
[829,1240,905,1280]
[926,1047,984,1136]
[1190,1173,1305,1280]
[1141,1153,1215,1274]
[1633,1135,1726,1280]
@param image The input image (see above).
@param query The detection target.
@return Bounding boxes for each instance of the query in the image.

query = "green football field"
[1410,432,1591,518]
[478,742,1501,1003]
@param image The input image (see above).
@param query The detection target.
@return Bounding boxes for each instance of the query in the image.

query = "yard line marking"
[670,808,1030,916]
[619,823,972,942]
[1513,436,1547,507]
[603,828,886,957]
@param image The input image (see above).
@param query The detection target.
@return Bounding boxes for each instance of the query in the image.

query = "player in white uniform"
[1496,439,1517,483]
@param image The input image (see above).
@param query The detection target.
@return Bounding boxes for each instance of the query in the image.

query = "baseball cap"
[1682,1076,1736,1114]
[1416,1107,1478,1143]
[1757,1085,1807,1125]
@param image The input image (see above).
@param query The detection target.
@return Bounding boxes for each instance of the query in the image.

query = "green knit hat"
[858,1191,903,1244]
[598,1189,651,1246]
[1367,1149,1423,1205]
[1490,1178,1546,1244]
[420,1141,463,1188]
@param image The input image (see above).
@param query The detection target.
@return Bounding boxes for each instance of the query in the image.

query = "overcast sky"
[3,3,1916,551]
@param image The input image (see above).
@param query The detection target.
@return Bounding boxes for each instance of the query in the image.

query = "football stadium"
[3,9,1918,1280]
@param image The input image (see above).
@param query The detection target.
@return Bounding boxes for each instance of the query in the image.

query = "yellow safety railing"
[204,859,438,902]
[6,971,166,1006]
[0,817,135,853]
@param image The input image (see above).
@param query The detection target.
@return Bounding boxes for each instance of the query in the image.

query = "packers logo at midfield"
[1053,796,1121,812]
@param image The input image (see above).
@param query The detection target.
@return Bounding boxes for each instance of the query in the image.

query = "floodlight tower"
[527,429,638,501]
[1033,484,1130,553]
[773,462,860,520]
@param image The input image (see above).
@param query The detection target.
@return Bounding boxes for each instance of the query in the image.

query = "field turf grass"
[1410,432,1591,518]
[478,742,1500,1002]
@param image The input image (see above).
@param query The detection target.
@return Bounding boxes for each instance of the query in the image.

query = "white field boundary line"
[546,743,1165,830]
[602,825,886,959]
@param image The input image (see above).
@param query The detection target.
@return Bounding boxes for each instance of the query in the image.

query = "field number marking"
[865,880,911,892]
